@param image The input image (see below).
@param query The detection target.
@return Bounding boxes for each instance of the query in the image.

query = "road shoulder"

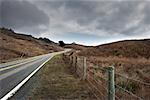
[11,54,95,100]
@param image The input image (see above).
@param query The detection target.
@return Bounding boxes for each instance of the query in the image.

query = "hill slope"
[64,43,91,50]
[78,39,150,59]
[0,28,63,62]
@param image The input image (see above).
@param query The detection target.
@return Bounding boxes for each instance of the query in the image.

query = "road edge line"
[1,55,55,100]
[0,57,41,71]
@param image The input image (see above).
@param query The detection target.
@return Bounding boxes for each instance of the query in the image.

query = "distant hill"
[64,43,91,50]
[1,27,149,62]
[76,39,150,59]
[0,27,63,62]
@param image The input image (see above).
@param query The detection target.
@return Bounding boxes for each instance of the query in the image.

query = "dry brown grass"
[63,51,150,99]
[64,39,150,99]
[87,56,150,79]
[26,55,95,100]
[64,43,91,50]
[78,39,150,59]
[85,56,150,99]
[0,28,63,63]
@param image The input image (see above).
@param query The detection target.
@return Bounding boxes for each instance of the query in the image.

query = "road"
[0,49,70,99]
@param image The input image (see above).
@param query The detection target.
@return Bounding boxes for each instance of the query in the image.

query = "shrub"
[59,41,65,47]
[39,37,52,43]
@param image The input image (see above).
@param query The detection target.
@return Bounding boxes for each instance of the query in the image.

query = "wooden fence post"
[69,56,71,65]
[71,56,73,66]
[72,56,74,67]
[75,56,77,73]
[83,57,87,80]
[107,66,115,100]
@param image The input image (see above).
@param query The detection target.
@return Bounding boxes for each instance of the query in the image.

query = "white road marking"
[0,53,50,68]
[1,55,54,100]
[0,49,71,100]
[0,58,44,81]
[0,57,40,72]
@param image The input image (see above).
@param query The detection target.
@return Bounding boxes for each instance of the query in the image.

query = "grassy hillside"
[64,43,90,51]
[78,39,150,59]
[0,28,63,62]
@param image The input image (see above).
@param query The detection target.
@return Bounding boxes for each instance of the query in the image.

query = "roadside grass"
[117,81,140,93]
[84,56,150,99]
[27,55,95,100]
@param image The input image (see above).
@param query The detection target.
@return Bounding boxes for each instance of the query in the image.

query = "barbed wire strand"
[69,55,147,100]
[86,80,102,100]
[88,70,107,81]
[91,65,106,72]
[87,79,106,97]
[115,73,150,86]
[94,77,121,100]
[87,79,106,100]
[123,78,130,91]
[116,85,143,100]
[86,82,100,99]
[87,71,120,100]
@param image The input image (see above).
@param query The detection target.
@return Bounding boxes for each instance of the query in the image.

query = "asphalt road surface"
[0,49,70,99]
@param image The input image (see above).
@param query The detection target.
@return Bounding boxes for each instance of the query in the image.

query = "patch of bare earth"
[26,55,95,100]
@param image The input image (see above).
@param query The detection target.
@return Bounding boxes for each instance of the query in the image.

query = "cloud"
[0,0,49,35]
[34,1,150,38]
[1,0,150,45]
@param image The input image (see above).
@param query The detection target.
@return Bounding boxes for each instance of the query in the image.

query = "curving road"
[0,49,71,99]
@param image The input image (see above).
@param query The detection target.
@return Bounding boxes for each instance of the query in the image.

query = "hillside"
[78,39,150,59]
[74,39,150,91]
[0,28,63,63]
[64,43,91,51]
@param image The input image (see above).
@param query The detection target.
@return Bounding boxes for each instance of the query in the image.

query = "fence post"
[72,56,74,67]
[83,57,87,80]
[69,56,71,65]
[71,56,73,66]
[74,56,77,73]
[107,66,115,100]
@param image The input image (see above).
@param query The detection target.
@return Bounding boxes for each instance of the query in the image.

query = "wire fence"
[63,53,150,100]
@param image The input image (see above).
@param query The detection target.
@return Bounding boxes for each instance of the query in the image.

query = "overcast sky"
[1,0,150,45]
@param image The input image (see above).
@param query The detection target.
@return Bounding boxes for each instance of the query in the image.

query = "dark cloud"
[142,3,150,24]
[96,1,140,33]
[0,0,49,35]
[35,0,150,37]
[1,0,150,41]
